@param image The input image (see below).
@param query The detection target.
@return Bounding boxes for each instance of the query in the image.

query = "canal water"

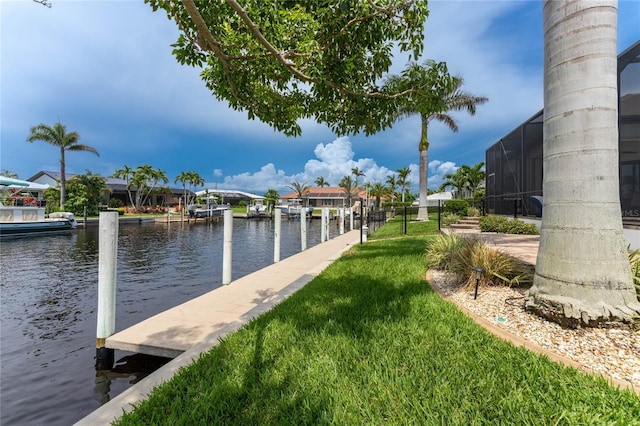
[0,218,331,425]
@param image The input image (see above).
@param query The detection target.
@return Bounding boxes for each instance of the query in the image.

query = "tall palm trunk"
[59,148,66,209]
[417,118,429,220]
[526,0,640,326]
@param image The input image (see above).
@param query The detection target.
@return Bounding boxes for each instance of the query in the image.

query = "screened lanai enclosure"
[485,40,640,224]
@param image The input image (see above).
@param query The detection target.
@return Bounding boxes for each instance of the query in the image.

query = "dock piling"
[273,208,281,262]
[301,209,307,251]
[222,210,233,284]
[96,211,118,370]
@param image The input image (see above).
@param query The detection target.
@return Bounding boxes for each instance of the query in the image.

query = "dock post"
[339,207,344,235]
[273,208,281,262]
[300,208,307,251]
[320,208,327,242]
[350,207,354,231]
[96,211,118,370]
[222,209,233,285]
[324,208,330,240]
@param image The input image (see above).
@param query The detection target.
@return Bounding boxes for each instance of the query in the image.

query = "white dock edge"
[74,231,359,425]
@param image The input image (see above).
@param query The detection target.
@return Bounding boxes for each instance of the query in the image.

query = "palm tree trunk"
[59,147,66,209]
[526,0,640,326]
[417,121,430,220]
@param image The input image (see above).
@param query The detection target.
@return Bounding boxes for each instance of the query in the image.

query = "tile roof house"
[28,171,189,207]
[280,186,368,209]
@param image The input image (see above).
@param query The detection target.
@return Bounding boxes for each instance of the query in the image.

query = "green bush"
[108,198,124,208]
[479,216,539,235]
[443,199,469,216]
[629,248,640,301]
[467,207,480,217]
[442,212,460,227]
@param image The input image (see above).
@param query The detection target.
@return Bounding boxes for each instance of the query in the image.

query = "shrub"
[479,215,539,235]
[467,207,480,217]
[629,248,640,301]
[442,212,460,227]
[108,198,124,208]
[443,199,469,216]
[426,234,534,288]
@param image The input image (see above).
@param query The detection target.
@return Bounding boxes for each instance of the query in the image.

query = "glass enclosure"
[485,40,640,221]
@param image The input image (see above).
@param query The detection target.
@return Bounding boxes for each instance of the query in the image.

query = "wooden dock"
[105,230,361,358]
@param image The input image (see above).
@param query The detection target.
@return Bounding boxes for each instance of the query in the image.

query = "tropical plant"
[385,174,398,207]
[526,1,640,326]
[64,171,107,215]
[263,189,279,209]
[26,121,99,208]
[368,182,388,209]
[438,169,467,198]
[351,167,365,189]
[396,166,411,204]
[384,66,487,220]
[287,181,310,200]
[338,176,358,209]
[0,170,18,178]
[459,162,485,197]
[145,1,452,137]
[113,165,136,208]
[314,176,329,187]
[174,171,191,207]
[187,171,205,204]
[426,234,534,288]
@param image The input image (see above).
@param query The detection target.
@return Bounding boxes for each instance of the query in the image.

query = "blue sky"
[1,1,639,194]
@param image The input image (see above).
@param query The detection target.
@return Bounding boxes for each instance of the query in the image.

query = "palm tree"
[386,174,398,208]
[438,170,467,198]
[263,189,279,209]
[385,65,487,220]
[315,176,329,187]
[187,171,205,204]
[526,0,640,326]
[460,162,485,197]
[0,170,18,178]
[369,182,388,209]
[339,176,358,209]
[287,181,310,200]
[26,121,99,208]
[351,167,365,189]
[113,165,136,209]
[396,167,411,204]
[174,171,191,208]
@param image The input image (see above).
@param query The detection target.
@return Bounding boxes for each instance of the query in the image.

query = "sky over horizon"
[1,1,639,194]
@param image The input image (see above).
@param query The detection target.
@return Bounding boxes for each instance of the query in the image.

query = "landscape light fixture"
[472,267,486,300]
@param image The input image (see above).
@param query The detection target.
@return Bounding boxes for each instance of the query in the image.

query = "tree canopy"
[146,0,455,136]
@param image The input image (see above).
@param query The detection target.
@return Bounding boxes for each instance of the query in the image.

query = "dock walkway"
[106,230,361,358]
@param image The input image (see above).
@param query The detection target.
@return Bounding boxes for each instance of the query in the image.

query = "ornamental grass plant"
[426,233,534,288]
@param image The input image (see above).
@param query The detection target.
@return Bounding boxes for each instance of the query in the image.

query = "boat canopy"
[0,176,49,190]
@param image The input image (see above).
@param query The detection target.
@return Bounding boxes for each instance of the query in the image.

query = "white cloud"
[217,137,409,194]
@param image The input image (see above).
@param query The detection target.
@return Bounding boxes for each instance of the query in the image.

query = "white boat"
[187,201,229,218]
[277,199,314,218]
[0,176,78,237]
[247,199,271,218]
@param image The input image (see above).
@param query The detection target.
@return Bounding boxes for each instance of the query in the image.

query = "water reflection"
[1,219,325,425]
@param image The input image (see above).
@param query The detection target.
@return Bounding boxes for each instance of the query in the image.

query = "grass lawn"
[114,219,640,425]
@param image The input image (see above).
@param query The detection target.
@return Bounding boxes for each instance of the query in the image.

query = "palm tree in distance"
[460,162,485,197]
[438,169,467,198]
[339,176,358,209]
[315,176,330,187]
[113,165,136,209]
[351,167,365,189]
[174,171,191,208]
[369,182,388,209]
[287,181,310,200]
[27,121,99,208]
[396,167,411,204]
[386,174,398,208]
[385,67,487,220]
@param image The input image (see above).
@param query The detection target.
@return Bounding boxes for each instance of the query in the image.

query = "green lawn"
[114,220,640,425]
